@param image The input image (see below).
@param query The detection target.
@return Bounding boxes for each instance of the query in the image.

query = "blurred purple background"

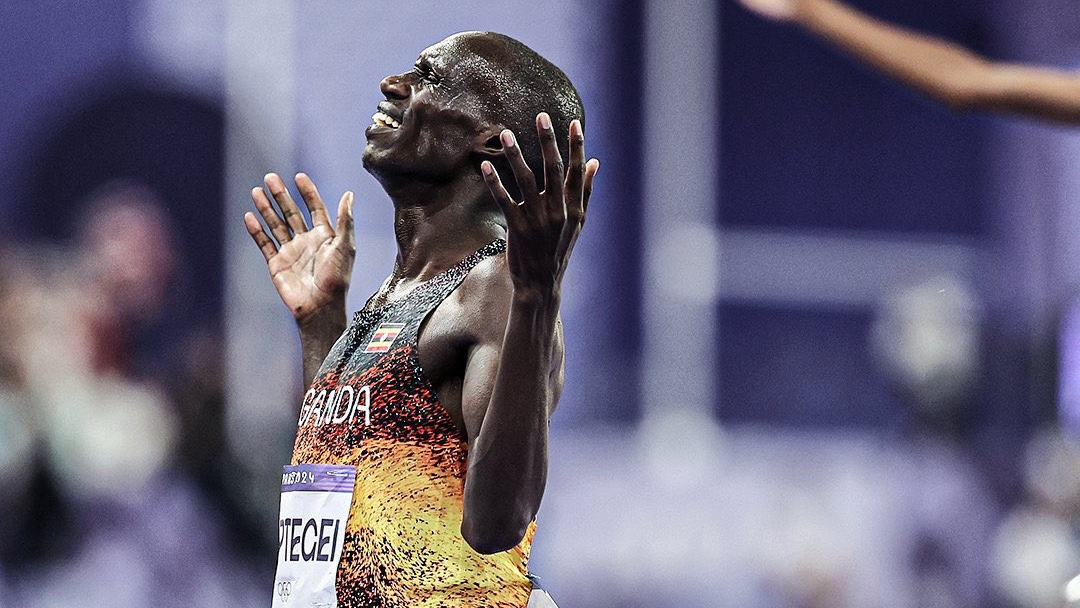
[2,0,1080,607]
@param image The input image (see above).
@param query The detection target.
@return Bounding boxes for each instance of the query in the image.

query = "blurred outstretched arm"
[736,0,1080,124]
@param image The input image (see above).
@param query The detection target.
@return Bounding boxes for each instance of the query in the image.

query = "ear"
[473,125,506,160]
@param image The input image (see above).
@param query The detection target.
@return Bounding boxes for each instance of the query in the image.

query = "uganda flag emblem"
[364,322,406,353]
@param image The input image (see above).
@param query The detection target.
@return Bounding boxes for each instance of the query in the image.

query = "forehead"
[413,33,528,120]
[417,33,507,71]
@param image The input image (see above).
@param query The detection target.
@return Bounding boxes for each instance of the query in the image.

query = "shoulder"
[455,250,512,312]
[451,251,513,343]
[459,250,565,373]
[422,250,512,349]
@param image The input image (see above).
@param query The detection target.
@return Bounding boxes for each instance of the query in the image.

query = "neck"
[382,171,506,280]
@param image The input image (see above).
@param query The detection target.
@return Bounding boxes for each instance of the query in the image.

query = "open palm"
[244,173,356,323]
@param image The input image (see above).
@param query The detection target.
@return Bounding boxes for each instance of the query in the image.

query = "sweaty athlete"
[243,31,599,608]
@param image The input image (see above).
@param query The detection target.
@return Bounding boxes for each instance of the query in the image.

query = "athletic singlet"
[289,239,535,608]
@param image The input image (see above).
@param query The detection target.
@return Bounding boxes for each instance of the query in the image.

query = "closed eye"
[413,63,442,86]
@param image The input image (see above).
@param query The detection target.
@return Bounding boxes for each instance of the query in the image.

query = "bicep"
[460,340,500,444]
[458,316,566,444]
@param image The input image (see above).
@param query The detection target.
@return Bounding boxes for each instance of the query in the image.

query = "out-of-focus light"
[1025,428,1080,514]
[1064,573,1080,603]
[869,274,980,413]
[639,408,726,489]
[652,222,721,303]
[991,507,1080,608]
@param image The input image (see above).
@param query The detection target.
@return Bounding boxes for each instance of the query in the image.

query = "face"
[362,33,511,183]
[84,199,177,321]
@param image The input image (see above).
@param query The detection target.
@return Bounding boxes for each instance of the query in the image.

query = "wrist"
[511,284,562,309]
[510,286,562,346]
[297,299,347,336]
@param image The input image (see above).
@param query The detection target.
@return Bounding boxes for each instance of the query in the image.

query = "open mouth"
[371,109,401,129]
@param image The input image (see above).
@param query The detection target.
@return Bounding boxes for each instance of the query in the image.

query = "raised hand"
[734,0,800,21]
[479,113,599,297]
[244,173,356,325]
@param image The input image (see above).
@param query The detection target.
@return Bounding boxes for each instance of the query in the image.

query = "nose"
[379,73,411,100]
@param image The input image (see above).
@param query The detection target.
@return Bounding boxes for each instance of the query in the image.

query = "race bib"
[272,464,356,607]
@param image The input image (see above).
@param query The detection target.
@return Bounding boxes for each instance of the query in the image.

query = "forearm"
[797,0,991,109]
[297,300,347,388]
[461,289,559,554]
[795,0,1080,122]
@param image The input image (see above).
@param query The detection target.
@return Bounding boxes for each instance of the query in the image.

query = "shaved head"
[455,32,585,187]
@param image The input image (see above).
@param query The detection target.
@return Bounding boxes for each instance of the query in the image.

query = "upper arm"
[455,256,565,444]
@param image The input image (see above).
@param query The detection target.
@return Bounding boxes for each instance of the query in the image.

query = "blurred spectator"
[0,183,269,607]
[871,274,982,437]
[870,275,996,608]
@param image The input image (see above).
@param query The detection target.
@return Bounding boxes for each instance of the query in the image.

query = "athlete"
[244,31,598,608]
[735,0,1080,124]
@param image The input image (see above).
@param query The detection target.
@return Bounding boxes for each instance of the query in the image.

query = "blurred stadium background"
[1,0,1080,606]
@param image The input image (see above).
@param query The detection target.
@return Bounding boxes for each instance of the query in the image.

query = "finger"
[251,185,292,245]
[582,158,600,218]
[560,160,597,259]
[500,130,540,208]
[336,191,356,249]
[557,126,590,257]
[295,173,331,229]
[563,119,586,223]
[243,212,279,262]
[265,172,308,235]
[481,160,527,232]
[537,113,566,222]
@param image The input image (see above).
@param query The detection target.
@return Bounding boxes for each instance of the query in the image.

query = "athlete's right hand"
[734,0,800,21]
[244,172,356,325]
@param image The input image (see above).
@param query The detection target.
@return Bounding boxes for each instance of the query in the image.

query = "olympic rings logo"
[276,580,293,603]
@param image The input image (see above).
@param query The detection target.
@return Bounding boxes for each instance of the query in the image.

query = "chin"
[361,150,409,190]
[362,143,461,186]
[361,146,377,172]
[361,145,395,175]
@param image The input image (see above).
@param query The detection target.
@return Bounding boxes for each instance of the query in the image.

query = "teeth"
[371,111,400,128]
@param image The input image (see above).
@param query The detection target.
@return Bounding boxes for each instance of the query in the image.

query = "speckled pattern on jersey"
[291,240,536,608]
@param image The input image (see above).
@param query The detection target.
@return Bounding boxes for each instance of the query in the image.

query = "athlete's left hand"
[480,113,599,297]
